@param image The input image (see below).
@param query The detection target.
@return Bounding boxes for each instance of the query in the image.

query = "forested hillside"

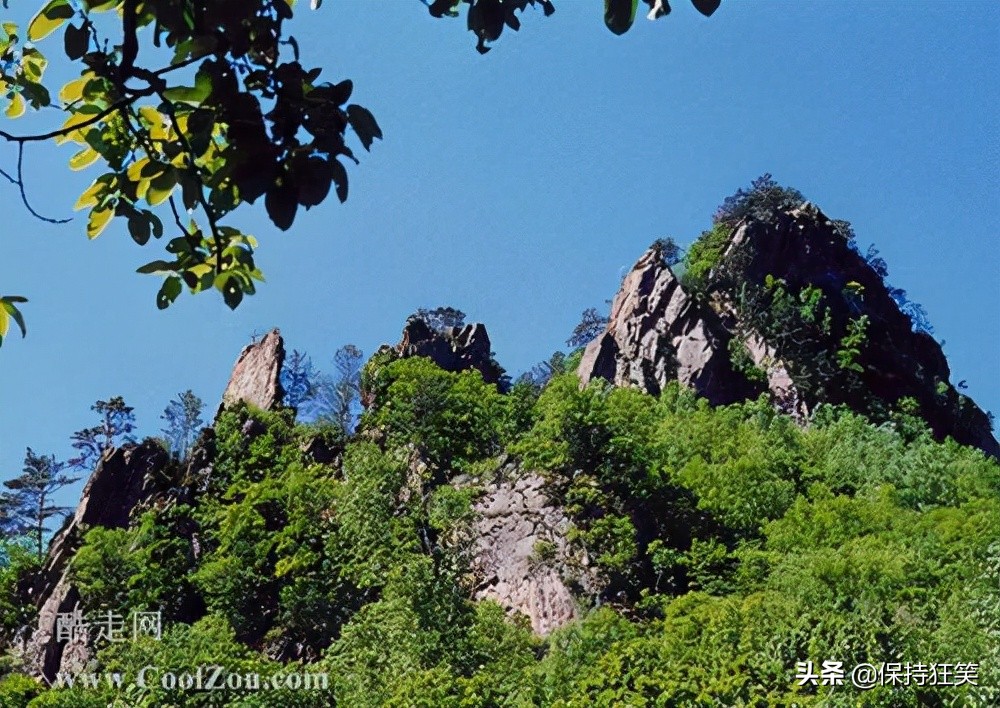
[1,180,997,707]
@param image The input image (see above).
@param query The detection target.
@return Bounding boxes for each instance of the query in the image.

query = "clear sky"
[1,1,998,507]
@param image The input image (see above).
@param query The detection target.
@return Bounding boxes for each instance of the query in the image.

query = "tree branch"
[0,99,132,143]
[118,0,140,82]
[156,92,223,272]
[0,143,72,224]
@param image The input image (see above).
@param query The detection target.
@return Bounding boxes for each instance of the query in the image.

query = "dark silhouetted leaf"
[605,0,638,35]
[297,157,332,208]
[265,179,298,230]
[346,104,382,151]
[128,212,151,245]
[691,0,721,17]
[427,0,460,18]
[330,79,353,105]
[64,22,89,60]
[330,159,348,203]
[136,260,177,275]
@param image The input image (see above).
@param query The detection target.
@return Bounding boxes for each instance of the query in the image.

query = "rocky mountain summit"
[15,210,998,681]
[580,204,998,458]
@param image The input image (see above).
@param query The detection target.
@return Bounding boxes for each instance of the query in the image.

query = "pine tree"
[3,449,79,560]
[160,390,205,459]
[68,397,137,470]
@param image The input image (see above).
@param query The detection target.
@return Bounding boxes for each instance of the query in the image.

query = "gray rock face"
[218,329,285,415]
[397,317,505,386]
[578,247,758,404]
[21,442,169,681]
[579,210,999,458]
[469,472,598,636]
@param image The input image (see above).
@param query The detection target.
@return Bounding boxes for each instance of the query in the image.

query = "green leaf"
[157,276,182,310]
[6,301,26,338]
[136,260,177,275]
[5,93,25,119]
[162,68,213,106]
[74,175,111,210]
[346,104,382,151]
[28,0,74,42]
[87,206,113,239]
[604,0,638,35]
[146,169,177,206]
[0,296,28,344]
[69,146,99,170]
[63,22,88,60]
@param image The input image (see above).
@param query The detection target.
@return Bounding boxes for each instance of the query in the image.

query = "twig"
[5,143,72,224]
[167,195,189,236]
[156,92,223,272]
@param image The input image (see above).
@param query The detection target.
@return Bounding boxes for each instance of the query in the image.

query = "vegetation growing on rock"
[0,179,997,706]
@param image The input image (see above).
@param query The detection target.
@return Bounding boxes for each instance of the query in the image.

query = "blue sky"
[1,1,998,505]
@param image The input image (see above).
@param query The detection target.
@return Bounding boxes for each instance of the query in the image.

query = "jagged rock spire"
[579,208,999,458]
[217,328,285,416]
[578,247,759,405]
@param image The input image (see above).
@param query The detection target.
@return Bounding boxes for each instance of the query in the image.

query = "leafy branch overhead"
[1,0,382,312]
[0,0,720,342]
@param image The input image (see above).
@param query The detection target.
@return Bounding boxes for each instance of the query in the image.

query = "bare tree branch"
[0,144,72,224]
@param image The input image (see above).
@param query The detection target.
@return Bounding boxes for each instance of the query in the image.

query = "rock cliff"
[21,442,170,681]
[469,467,599,635]
[20,331,288,680]
[579,205,998,457]
[577,247,761,405]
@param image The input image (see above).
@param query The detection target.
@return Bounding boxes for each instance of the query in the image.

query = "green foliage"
[836,314,869,373]
[72,504,197,622]
[713,172,805,226]
[5,348,998,706]
[679,222,731,292]
[2,0,382,313]
[733,274,868,402]
[0,673,42,707]
[0,542,40,643]
[364,357,507,473]
[726,336,767,384]
[0,294,27,347]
